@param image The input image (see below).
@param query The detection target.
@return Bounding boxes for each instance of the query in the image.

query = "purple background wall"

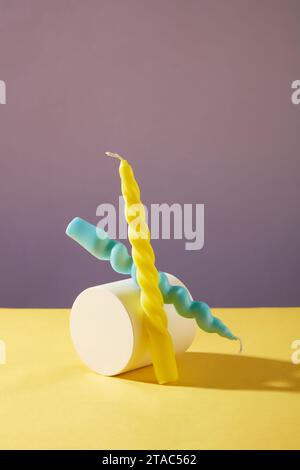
[0,0,299,308]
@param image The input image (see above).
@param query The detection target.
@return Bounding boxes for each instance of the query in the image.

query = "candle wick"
[237,337,243,354]
[105,151,124,161]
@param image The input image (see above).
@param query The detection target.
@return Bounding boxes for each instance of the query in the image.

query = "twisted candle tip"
[105,151,124,161]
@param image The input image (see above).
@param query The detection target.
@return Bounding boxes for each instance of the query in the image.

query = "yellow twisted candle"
[106,152,178,384]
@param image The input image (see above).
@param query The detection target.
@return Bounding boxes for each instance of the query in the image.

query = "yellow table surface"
[0,307,300,450]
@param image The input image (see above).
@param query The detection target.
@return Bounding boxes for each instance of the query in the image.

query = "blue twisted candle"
[66,218,133,275]
[66,217,241,345]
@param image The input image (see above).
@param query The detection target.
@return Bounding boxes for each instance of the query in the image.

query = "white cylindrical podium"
[70,273,197,376]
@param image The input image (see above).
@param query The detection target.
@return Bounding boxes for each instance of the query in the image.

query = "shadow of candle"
[120,352,300,393]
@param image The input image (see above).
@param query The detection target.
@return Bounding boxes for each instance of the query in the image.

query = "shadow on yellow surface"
[121,352,300,393]
[1,308,300,449]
